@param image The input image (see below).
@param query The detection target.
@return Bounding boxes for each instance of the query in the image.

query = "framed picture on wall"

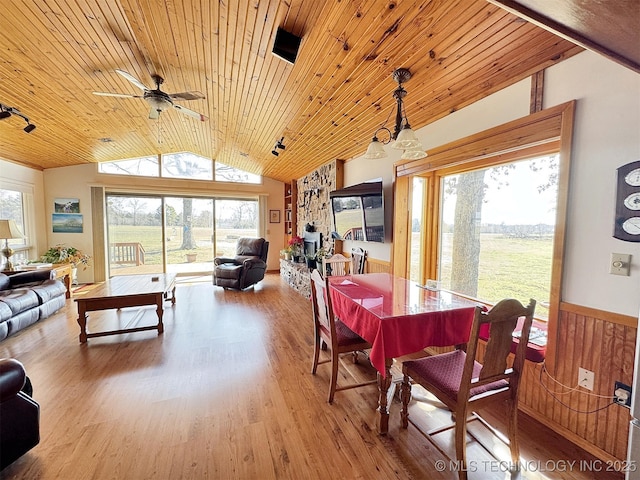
[54,198,80,213]
[269,210,281,223]
[52,213,83,233]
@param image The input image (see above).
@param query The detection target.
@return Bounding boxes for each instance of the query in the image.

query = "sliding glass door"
[106,194,258,278]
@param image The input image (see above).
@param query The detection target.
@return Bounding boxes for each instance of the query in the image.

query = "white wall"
[344,50,640,317]
[544,52,640,316]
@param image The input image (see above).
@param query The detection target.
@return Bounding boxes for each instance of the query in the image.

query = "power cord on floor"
[536,361,616,414]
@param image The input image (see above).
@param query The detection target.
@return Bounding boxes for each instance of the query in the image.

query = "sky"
[414,155,559,226]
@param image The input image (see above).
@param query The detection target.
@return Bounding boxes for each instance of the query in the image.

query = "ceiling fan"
[93,69,208,121]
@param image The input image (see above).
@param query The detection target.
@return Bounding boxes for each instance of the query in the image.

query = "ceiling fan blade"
[170,91,205,101]
[174,104,208,121]
[115,69,149,91]
[149,107,160,120]
[93,92,143,98]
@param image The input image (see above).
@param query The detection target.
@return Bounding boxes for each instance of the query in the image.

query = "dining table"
[328,272,480,434]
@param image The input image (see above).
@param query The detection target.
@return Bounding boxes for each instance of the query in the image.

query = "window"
[409,177,425,283]
[162,152,212,180]
[0,188,26,247]
[215,162,261,183]
[438,155,558,319]
[98,154,261,184]
[105,193,259,277]
[98,155,159,176]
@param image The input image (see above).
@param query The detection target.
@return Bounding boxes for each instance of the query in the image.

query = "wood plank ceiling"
[0,0,617,183]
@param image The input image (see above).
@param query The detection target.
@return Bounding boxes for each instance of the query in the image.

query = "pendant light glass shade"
[400,146,427,160]
[391,124,421,150]
[363,137,388,159]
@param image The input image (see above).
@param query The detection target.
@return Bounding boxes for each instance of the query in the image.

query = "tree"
[215,162,260,183]
[127,198,148,226]
[450,170,485,296]
[162,154,205,250]
[107,197,128,225]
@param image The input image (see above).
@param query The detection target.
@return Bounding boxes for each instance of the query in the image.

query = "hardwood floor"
[0,274,623,479]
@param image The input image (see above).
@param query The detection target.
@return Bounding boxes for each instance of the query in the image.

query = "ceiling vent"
[272,28,301,65]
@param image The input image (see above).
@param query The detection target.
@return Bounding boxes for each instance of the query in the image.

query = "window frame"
[392,101,576,371]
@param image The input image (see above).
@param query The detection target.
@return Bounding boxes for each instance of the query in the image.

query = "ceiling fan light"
[363,137,387,159]
[400,146,427,160]
[391,124,421,149]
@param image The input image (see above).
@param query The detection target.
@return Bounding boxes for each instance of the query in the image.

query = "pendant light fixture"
[363,68,426,160]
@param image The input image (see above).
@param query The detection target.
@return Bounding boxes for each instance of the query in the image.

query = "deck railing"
[110,242,145,266]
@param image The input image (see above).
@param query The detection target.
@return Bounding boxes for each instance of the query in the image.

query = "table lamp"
[0,219,24,271]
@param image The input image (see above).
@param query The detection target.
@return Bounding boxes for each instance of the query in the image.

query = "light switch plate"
[610,253,631,276]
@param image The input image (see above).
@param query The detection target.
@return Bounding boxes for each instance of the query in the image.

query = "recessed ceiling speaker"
[272,27,302,65]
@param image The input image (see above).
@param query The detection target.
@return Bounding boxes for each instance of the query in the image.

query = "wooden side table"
[51,263,72,298]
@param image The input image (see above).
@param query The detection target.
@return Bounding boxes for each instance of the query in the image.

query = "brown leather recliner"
[0,358,40,471]
[213,237,269,290]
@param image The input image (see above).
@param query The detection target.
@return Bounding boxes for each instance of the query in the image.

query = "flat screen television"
[329,179,384,243]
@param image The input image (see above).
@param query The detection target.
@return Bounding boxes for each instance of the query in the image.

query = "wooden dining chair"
[351,247,366,274]
[400,298,536,479]
[309,269,377,403]
[321,253,351,277]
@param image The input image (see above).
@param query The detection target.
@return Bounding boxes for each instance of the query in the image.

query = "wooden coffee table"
[75,273,176,343]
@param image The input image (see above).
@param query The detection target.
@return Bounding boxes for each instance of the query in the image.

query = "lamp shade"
[363,137,388,159]
[400,146,428,160]
[391,125,422,149]
[0,219,23,240]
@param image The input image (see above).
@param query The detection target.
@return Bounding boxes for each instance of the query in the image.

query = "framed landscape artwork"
[52,213,83,233]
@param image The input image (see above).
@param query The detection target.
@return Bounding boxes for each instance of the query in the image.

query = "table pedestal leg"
[156,295,164,334]
[77,307,88,343]
[376,358,393,435]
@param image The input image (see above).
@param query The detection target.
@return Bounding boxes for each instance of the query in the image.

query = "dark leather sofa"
[0,269,66,341]
[213,237,269,290]
[0,358,40,470]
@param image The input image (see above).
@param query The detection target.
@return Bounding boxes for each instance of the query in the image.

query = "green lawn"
[108,226,257,265]
[420,233,553,318]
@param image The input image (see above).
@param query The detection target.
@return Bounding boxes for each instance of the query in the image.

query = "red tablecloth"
[328,273,478,376]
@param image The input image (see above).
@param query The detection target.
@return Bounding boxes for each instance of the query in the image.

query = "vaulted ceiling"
[0,0,636,183]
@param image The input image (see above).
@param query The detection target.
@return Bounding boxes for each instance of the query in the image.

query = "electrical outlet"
[578,367,595,391]
[614,381,632,408]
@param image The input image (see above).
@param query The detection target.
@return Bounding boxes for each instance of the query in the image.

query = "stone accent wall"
[279,259,311,298]
[295,159,344,248]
